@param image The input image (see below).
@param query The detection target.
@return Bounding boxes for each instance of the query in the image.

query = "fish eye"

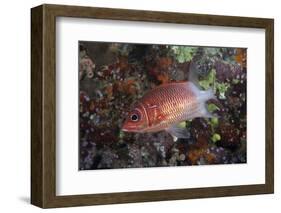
[131,114,139,122]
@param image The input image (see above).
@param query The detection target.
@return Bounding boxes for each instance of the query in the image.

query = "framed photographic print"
[31,4,274,208]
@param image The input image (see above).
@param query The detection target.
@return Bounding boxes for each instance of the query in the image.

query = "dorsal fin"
[188,60,200,87]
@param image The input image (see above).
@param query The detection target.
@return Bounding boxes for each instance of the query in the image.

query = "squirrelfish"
[122,81,215,138]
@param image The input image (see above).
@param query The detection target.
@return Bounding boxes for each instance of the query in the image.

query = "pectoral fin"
[166,124,190,140]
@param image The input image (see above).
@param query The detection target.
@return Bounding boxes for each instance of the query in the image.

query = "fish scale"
[143,83,197,130]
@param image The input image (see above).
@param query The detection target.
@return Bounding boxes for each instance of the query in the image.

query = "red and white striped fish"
[122,81,215,138]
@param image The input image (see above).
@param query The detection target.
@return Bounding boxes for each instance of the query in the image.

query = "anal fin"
[166,124,190,139]
[188,102,217,120]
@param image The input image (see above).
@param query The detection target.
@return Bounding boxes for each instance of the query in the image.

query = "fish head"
[122,104,148,132]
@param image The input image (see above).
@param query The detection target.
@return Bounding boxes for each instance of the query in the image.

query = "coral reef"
[79,42,247,170]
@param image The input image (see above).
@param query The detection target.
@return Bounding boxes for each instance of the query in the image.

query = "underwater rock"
[97,148,118,169]
[215,60,244,82]
[190,55,216,77]
[156,73,170,84]
[141,143,158,167]
[217,121,241,149]
[187,145,231,165]
[79,142,97,170]
[128,144,143,167]
[134,132,174,167]
[79,56,95,80]
[190,118,212,146]
[168,68,185,81]
[231,81,246,97]
[234,48,247,68]
[208,146,231,164]
[81,42,117,67]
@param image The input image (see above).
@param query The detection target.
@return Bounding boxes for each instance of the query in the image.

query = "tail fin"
[188,61,219,119]
[200,87,216,102]
[188,82,217,119]
[188,82,215,102]
[197,87,217,118]
[188,59,216,101]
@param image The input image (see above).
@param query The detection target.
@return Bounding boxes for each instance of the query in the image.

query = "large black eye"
[131,114,139,121]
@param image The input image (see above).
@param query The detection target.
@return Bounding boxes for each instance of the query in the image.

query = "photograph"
[29,3,274,208]
[79,41,247,170]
